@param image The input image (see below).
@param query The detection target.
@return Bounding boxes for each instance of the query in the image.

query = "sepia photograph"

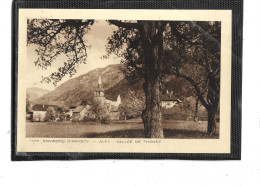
[25,19,220,139]
[15,9,232,154]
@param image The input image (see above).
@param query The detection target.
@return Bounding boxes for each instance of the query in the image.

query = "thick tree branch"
[175,70,209,110]
[108,20,139,30]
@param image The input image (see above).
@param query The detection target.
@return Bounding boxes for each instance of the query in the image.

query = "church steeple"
[98,76,101,88]
[94,76,104,97]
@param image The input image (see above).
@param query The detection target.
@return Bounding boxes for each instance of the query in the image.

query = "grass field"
[26,119,219,139]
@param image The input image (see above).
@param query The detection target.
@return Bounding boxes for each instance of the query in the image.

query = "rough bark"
[194,97,199,122]
[206,76,219,134]
[139,21,165,138]
[207,109,217,134]
[142,77,163,138]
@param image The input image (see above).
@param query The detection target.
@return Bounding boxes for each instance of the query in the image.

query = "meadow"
[26,119,219,139]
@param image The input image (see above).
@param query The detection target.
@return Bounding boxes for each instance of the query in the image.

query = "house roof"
[162,93,182,102]
[70,106,77,109]
[79,100,92,105]
[32,100,65,107]
[32,104,59,111]
[73,105,86,113]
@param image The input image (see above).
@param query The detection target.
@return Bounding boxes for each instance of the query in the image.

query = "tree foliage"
[27,19,94,85]
[90,99,110,123]
[26,93,32,112]
[27,19,221,136]
[119,90,145,119]
[45,107,57,122]
[165,21,221,134]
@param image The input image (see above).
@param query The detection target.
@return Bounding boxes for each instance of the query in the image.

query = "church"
[93,76,121,120]
[71,76,121,121]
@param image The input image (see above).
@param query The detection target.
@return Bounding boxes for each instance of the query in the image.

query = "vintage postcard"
[13,8,236,158]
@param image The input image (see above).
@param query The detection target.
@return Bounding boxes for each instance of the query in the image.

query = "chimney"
[42,98,45,108]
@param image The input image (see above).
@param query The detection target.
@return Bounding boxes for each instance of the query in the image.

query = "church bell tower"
[94,76,104,99]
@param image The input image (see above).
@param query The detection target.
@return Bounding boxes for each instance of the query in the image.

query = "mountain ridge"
[27,87,50,101]
[33,64,125,106]
[32,63,194,108]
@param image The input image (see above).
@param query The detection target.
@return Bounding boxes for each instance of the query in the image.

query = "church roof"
[73,105,86,113]
[79,100,92,105]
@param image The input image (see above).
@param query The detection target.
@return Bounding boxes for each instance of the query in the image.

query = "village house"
[31,104,60,121]
[161,90,182,109]
[72,101,93,121]
[69,105,77,118]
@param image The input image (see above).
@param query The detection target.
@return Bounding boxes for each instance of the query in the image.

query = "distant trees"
[44,107,56,122]
[26,93,32,113]
[57,111,66,122]
[90,99,111,124]
[119,90,145,119]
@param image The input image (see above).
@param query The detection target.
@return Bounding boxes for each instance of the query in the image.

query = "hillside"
[33,64,126,106]
[33,63,197,107]
[27,87,50,101]
[31,63,211,120]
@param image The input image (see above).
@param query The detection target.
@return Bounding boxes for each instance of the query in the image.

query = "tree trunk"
[207,109,217,134]
[142,77,164,138]
[139,21,165,138]
[206,76,219,135]
[194,97,199,122]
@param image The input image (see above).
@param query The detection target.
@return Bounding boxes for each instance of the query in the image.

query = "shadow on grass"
[80,129,219,139]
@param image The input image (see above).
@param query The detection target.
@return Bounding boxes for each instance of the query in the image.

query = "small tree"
[119,90,145,119]
[90,99,110,124]
[45,107,56,122]
[58,111,66,122]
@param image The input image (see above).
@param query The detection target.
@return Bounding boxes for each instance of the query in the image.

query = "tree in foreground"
[27,19,220,137]
[165,21,221,134]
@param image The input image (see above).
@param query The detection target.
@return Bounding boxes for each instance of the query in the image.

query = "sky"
[26,20,121,91]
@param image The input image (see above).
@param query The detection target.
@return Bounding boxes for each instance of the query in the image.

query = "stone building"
[71,76,121,121]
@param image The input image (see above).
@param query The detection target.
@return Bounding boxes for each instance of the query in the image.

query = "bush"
[83,116,96,122]
[58,112,66,122]
[26,113,33,121]
[44,107,56,122]
[71,115,80,122]
[101,116,111,125]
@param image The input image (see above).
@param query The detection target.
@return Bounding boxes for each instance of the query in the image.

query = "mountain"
[33,63,195,108]
[27,87,50,101]
[33,64,126,107]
